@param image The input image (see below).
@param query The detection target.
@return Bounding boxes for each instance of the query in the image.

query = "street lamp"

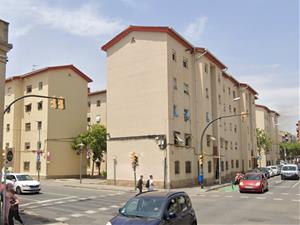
[155,136,167,189]
[78,142,84,184]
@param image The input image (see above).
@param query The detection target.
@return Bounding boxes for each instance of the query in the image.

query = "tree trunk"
[98,162,101,175]
[91,160,95,176]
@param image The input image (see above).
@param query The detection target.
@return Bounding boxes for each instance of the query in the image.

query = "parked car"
[266,166,275,177]
[281,164,299,180]
[270,165,280,176]
[239,173,268,193]
[106,191,197,225]
[253,167,270,178]
[5,173,41,194]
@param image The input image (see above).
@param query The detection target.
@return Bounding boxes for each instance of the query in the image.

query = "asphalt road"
[18,176,300,225]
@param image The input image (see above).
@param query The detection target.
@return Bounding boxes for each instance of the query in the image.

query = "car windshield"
[282,166,297,171]
[120,197,164,219]
[16,175,33,181]
[243,174,261,180]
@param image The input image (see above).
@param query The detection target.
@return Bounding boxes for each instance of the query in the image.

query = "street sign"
[7,150,13,162]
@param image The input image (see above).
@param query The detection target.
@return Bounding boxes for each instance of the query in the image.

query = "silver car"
[281,164,299,180]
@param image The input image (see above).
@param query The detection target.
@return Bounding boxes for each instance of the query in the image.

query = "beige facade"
[87,90,107,175]
[3,65,92,178]
[102,26,258,188]
[0,19,13,170]
[255,104,280,166]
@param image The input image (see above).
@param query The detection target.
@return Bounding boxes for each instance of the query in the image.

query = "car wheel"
[16,187,22,195]
[191,221,197,225]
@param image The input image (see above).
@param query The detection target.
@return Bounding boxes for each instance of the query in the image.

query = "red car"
[239,173,268,193]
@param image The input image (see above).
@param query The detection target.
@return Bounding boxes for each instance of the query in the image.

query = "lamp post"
[198,112,249,188]
[78,143,84,184]
[113,156,117,185]
[155,136,167,189]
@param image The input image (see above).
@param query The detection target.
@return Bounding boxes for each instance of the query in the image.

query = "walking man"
[146,175,154,191]
[137,175,144,194]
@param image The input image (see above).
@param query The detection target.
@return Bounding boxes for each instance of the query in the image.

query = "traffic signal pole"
[2,94,66,224]
[197,112,249,188]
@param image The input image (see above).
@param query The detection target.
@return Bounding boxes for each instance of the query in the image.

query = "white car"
[5,173,41,194]
[281,164,299,180]
[266,167,275,177]
[270,165,279,176]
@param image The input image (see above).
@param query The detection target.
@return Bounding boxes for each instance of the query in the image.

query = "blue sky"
[0,0,299,134]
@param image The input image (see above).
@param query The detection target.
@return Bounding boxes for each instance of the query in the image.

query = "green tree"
[256,128,272,166]
[72,124,107,176]
[280,142,300,160]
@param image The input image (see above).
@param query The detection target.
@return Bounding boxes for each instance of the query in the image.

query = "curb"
[205,183,232,192]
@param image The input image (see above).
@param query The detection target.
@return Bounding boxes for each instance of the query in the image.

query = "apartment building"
[256,104,280,166]
[87,90,107,175]
[101,26,258,188]
[0,19,13,170]
[3,65,92,178]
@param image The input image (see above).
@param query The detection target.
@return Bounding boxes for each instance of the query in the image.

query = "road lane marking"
[71,214,83,218]
[292,181,300,188]
[256,197,266,200]
[54,201,65,204]
[273,198,283,201]
[110,205,119,208]
[266,192,273,194]
[42,192,71,197]
[240,196,249,199]
[225,195,233,198]
[292,199,300,202]
[280,193,289,195]
[211,195,219,197]
[98,207,109,211]
[55,217,69,222]
[22,196,77,207]
[85,210,97,214]
[41,203,52,207]
[24,210,40,216]
[296,194,300,196]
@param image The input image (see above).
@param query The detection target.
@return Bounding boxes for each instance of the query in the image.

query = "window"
[175,161,180,174]
[221,161,224,171]
[184,134,191,147]
[249,160,251,168]
[223,103,226,112]
[229,123,232,132]
[173,131,181,145]
[7,87,12,96]
[184,109,190,121]
[25,142,30,150]
[38,82,43,90]
[231,160,234,169]
[26,85,32,93]
[218,73,221,82]
[87,117,91,123]
[96,115,101,124]
[25,104,32,112]
[6,124,10,132]
[220,138,224,148]
[37,101,43,110]
[183,58,188,68]
[25,123,31,131]
[23,162,30,171]
[185,161,191,173]
[88,101,91,108]
[225,161,229,170]
[208,161,212,173]
[236,160,239,168]
[234,125,237,133]
[204,63,208,73]
[235,142,238,150]
[96,100,101,107]
[183,83,189,94]
[233,107,236,115]
[37,121,42,130]
[173,105,179,117]
[225,140,228,150]
[229,105,232,113]
[206,134,211,147]
[205,88,209,99]
[172,50,176,61]
[224,122,227,132]
[173,78,178,90]
[223,85,225,93]
[233,90,236,98]
[218,95,221,105]
[206,112,210,123]
[228,87,231,95]
[230,141,233,150]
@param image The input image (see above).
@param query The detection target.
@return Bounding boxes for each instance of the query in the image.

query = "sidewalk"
[48,178,232,194]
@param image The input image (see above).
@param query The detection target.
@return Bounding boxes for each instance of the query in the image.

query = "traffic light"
[58,96,66,110]
[130,152,139,168]
[134,155,138,165]
[199,154,203,165]
[50,96,58,109]
[130,152,136,162]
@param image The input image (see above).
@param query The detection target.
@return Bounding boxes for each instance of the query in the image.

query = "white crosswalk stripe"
[55,217,69,222]
[85,210,97,214]
[71,214,83,218]
[98,207,109,211]
[273,198,283,201]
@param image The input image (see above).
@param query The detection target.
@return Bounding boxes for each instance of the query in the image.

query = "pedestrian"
[3,183,14,225]
[146,175,154,191]
[136,175,143,194]
[8,189,24,225]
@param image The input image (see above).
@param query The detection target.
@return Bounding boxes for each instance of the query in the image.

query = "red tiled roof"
[101,25,194,51]
[88,90,107,96]
[195,48,227,70]
[5,65,93,83]
[256,104,280,116]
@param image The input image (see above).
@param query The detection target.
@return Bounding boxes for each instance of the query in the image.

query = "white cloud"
[183,16,208,42]
[0,0,125,37]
